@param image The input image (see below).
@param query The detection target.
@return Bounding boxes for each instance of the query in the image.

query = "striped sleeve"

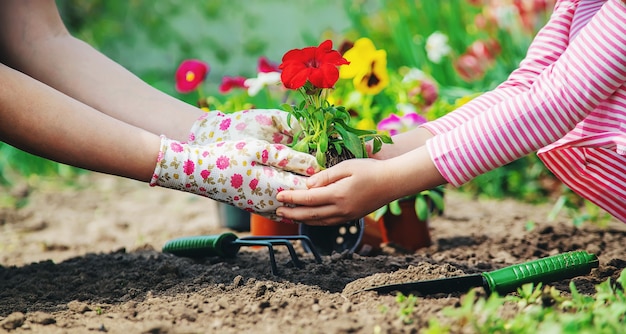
[426,0,626,187]
[422,0,575,135]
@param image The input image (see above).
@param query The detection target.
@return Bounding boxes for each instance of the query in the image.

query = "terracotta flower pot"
[379,199,432,252]
[250,213,299,236]
[356,215,384,255]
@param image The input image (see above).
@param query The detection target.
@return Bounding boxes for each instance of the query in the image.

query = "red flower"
[279,40,349,90]
[175,59,209,93]
[257,56,280,73]
[219,76,247,94]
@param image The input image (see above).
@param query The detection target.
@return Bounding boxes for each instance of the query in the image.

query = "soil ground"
[1,173,625,333]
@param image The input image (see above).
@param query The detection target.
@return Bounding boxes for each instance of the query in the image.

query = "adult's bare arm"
[0,63,160,182]
[0,0,203,142]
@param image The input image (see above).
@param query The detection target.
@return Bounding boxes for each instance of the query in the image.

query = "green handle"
[162,233,240,258]
[483,251,599,295]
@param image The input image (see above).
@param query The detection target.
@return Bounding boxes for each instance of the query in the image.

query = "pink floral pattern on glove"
[150,136,320,220]
[187,109,299,146]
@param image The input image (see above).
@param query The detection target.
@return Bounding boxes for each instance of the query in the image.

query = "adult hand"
[275,158,398,225]
[188,109,300,145]
[150,136,320,222]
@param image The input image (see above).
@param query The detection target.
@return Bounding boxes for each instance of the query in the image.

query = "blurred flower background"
[2,0,607,223]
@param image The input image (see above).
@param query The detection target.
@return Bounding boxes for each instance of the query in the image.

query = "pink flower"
[278,159,289,168]
[272,133,286,144]
[170,142,184,153]
[200,169,211,179]
[263,167,275,177]
[249,178,259,190]
[175,59,209,93]
[219,118,231,131]
[306,167,316,176]
[258,56,281,73]
[235,142,246,150]
[254,114,273,126]
[219,76,248,94]
[420,80,439,107]
[183,159,195,175]
[235,122,247,131]
[216,156,230,170]
[277,187,285,193]
[156,151,164,162]
[188,133,196,142]
[377,113,427,136]
[230,174,243,188]
[261,149,269,164]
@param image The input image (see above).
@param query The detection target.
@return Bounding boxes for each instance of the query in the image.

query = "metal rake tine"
[234,240,278,275]
[266,239,303,268]
[241,235,323,263]
[239,236,303,267]
[289,235,323,263]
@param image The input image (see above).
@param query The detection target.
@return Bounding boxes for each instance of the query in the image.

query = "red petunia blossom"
[257,56,280,73]
[279,40,349,90]
[219,76,247,94]
[175,59,209,93]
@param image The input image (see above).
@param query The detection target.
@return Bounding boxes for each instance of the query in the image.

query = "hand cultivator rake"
[162,233,322,275]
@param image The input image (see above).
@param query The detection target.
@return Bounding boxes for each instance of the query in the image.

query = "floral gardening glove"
[188,109,300,145]
[149,136,318,222]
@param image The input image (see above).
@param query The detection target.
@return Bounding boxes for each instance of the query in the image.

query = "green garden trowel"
[356,251,598,296]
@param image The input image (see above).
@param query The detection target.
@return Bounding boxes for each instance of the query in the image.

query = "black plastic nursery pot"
[217,202,251,232]
[299,218,365,256]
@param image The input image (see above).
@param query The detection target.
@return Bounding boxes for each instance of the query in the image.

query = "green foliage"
[0,143,85,187]
[395,293,419,325]
[342,0,539,92]
[283,85,392,167]
[419,269,626,333]
[373,185,445,222]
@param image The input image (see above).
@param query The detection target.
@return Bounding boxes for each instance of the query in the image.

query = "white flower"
[396,102,417,115]
[244,71,281,96]
[402,68,427,84]
[425,31,452,64]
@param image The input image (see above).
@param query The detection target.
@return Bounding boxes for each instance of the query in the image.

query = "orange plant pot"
[250,214,299,236]
[379,199,431,252]
[356,215,384,255]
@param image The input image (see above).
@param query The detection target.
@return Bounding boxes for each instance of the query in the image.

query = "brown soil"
[1,173,624,333]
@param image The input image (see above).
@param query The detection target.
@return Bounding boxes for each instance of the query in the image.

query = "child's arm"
[428,0,626,187]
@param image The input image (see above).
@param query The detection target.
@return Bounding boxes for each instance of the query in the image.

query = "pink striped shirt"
[423,0,626,222]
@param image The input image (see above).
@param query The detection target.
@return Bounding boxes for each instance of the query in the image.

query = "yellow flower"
[340,38,389,95]
[355,118,376,131]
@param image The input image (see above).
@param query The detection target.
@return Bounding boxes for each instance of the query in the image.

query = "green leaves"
[426,270,626,333]
[283,87,392,168]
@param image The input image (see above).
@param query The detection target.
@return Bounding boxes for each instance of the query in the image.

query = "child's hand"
[150,136,320,222]
[276,158,396,225]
